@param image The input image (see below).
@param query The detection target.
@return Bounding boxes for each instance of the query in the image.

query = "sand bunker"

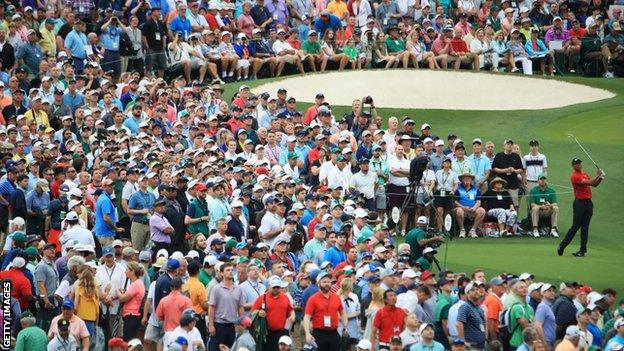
[253,70,614,110]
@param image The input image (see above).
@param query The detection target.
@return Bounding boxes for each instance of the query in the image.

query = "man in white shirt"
[327,155,352,192]
[95,246,127,338]
[272,29,305,76]
[59,212,95,254]
[523,139,547,194]
[167,32,209,83]
[258,197,285,248]
[387,145,411,234]
[350,158,377,210]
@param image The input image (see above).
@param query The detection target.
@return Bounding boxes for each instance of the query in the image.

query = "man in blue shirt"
[62,80,85,112]
[15,30,43,75]
[100,16,127,79]
[314,10,342,39]
[323,231,347,266]
[453,173,485,238]
[95,178,122,246]
[63,20,88,74]
[169,3,192,39]
[467,138,492,193]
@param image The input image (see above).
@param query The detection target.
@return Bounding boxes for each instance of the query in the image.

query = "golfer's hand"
[209,325,216,336]
[218,345,230,351]
[597,169,604,177]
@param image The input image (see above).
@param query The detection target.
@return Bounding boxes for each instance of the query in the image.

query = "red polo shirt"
[0,268,32,309]
[373,305,406,343]
[252,292,293,331]
[571,170,592,199]
[304,291,343,330]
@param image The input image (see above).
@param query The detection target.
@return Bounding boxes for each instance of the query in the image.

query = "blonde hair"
[127,261,145,278]
[338,278,353,297]
[78,267,97,298]
[371,286,384,307]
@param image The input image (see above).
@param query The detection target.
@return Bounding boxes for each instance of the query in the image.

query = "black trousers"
[265,329,289,351]
[208,322,235,351]
[312,329,340,351]
[560,199,593,253]
[122,315,141,341]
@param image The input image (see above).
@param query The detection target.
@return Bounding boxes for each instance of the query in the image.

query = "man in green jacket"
[581,23,614,78]
[15,312,47,351]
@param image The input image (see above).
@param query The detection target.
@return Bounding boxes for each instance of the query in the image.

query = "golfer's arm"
[208,304,216,327]
[487,318,498,340]
[590,175,603,187]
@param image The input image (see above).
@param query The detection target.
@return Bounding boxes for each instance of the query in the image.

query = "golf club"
[567,134,605,176]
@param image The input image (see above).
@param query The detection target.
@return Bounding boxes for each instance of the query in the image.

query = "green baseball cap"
[538,173,547,179]
[356,235,371,244]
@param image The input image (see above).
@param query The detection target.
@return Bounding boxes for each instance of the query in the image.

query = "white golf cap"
[352,208,366,219]
[519,272,534,281]
[186,250,200,259]
[402,269,418,279]
[316,201,328,210]
[278,335,292,346]
[528,282,543,294]
[565,325,581,338]
[112,239,123,247]
[356,340,372,350]
[423,137,433,143]
[540,283,553,293]
[435,140,445,146]
[65,212,78,221]
[156,248,169,258]
[268,275,288,288]
[203,255,219,266]
[421,123,431,130]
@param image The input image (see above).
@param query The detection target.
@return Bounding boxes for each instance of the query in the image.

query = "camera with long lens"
[362,96,373,104]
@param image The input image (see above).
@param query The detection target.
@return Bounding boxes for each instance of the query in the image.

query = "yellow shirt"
[182,276,208,315]
[327,0,348,20]
[39,28,57,56]
[24,109,50,129]
[75,285,99,322]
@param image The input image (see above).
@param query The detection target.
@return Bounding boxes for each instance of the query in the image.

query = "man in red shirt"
[450,28,480,71]
[558,158,603,257]
[252,275,295,350]
[0,256,33,309]
[370,289,406,349]
[303,271,347,351]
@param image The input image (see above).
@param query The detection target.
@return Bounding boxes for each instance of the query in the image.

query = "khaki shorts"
[283,55,296,64]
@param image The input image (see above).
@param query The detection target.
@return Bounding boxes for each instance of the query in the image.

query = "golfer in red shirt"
[370,289,406,350]
[303,271,348,351]
[558,158,603,257]
[252,275,295,350]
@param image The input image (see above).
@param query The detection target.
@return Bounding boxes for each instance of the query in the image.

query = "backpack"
[119,31,137,56]
[499,303,524,351]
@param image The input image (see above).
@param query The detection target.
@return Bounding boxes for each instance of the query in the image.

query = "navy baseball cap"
[571,158,582,164]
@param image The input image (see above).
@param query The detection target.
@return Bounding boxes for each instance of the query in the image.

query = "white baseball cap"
[356,340,372,350]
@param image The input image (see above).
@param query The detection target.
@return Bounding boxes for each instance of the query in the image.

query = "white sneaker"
[550,228,559,238]
[459,229,466,238]
[469,228,478,238]
[401,230,406,237]
[604,71,615,78]
[532,229,540,238]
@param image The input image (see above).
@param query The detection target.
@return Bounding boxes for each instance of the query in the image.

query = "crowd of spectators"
[0,1,623,351]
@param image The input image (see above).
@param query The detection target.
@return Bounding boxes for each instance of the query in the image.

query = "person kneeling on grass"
[483,177,517,237]
[454,173,486,238]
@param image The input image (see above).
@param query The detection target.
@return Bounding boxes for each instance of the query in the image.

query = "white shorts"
[237,59,250,69]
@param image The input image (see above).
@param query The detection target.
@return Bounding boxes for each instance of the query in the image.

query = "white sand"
[252,70,615,110]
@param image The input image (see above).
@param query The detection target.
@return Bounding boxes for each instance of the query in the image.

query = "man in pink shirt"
[155,277,193,332]
[431,26,459,69]
[47,299,91,351]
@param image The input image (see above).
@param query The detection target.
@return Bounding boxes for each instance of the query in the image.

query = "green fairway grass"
[221,73,624,291]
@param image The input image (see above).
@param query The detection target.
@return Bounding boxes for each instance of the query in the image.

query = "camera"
[362,96,373,104]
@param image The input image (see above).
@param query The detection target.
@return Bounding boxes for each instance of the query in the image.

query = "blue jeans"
[85,320,96,337]
[72,57,85,74]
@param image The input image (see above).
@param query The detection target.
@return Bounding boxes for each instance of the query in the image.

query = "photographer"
[350,96,379,140]
[101,16,128,81]
[405,216,444,261]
